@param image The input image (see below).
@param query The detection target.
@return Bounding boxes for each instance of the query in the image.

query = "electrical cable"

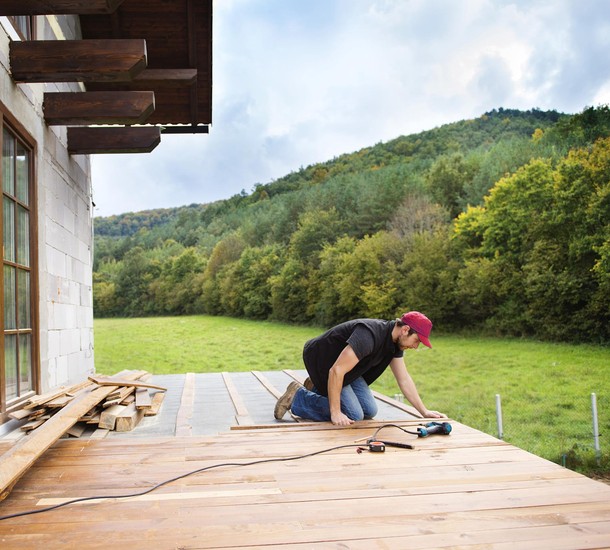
[0,443,362,522]
[370,423,420,438]
[0,423,418,522]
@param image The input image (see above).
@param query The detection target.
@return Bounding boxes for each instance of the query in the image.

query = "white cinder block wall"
[0,14,95,393]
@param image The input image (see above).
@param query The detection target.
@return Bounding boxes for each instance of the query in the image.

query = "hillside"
[92,106,610,343]
[94,107,562,238]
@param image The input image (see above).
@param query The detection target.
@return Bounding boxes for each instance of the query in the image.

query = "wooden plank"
[371,389,422,418]
[20,417,50,432]
[175,373,195,436]
[89,376,166,392]
[0,0,125,15]
[115,404,144,432]
[8,408,35,421]
[221,372,254,426]
[98,404,127,430]
[105,385,136,404]
[85,413,101,425]
[120,394,135,406]
[44,395,72,408]
[134,68,198,88]
[10,39,147,83]
[44,91,155,126]
[67,127,161,155]
[89,428,109,440]
[22,379,93,409]
[135,388,152,409]
[65,422,87,438]
[251,370,283,399]
[144,391,165,416]
[0,371,144,501]
[1,420,609,549]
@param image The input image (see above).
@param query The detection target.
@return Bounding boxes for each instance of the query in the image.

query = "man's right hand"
[331,411,354,426]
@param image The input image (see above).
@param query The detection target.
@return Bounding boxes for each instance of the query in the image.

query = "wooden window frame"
[0,107,39,423]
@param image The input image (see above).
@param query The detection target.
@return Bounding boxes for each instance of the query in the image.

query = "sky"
[90,0,610,218]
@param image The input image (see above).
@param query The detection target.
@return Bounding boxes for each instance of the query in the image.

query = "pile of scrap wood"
[8,369,166,437]
[0,370,166,501]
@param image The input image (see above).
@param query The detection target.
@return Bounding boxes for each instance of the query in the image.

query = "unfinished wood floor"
[1,421,610,549]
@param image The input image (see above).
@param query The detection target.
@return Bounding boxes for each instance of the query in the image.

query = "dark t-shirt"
[302,319,403,396]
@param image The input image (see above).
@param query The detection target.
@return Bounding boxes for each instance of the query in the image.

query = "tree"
[426,153,479,218]
[397,226,462,327]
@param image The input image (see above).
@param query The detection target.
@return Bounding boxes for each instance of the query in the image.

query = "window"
[2,124,36,411]
[8,16,33,41]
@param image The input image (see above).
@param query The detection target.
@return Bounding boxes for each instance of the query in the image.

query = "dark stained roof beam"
[44,91,155,126]
[10,39,147,83]
[68,126,161,154]
[0,0,125,15]
[134,69,197,89]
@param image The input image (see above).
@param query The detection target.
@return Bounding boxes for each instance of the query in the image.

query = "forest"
[93,106,610,343]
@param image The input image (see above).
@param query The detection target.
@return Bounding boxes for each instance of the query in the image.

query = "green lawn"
[94,315,610,475]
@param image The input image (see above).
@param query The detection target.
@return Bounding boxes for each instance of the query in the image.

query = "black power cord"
[0,443,370,522]
[0,423,419,522]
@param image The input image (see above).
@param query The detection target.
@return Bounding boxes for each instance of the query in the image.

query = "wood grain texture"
[0,371,145,501]
[44,91,155,126]
[0,419,608,548]
[0,0,125,15]
[10,39,147,83]
[67,127,161,155]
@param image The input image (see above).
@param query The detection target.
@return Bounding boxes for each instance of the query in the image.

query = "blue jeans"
[291,376,378,421]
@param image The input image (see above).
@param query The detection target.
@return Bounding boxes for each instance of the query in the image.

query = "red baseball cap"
[400,311,433,348]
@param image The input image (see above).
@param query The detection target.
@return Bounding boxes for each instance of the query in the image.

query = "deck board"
[0,372,609,549]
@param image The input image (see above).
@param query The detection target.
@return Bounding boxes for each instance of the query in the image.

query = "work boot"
[303,377,314,391]
[274,381,301,419]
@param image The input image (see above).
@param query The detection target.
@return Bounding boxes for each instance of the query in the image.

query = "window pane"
[17,205,29,267]
[18,269,30,329]
[3,197,15,262]
[2,128,14,195]
[4,265,16,329]
[16,142,29,205]
[5,334,17,400]
[19,334,32,394]
[14,17,32,40]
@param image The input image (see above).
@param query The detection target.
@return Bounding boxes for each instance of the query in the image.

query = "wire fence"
[395,391,610,475]
[475,392,608,475]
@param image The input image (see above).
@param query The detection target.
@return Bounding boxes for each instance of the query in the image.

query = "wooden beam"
[10,39,147,83]
[144,391,165,416]
[44,91,155,126]
[0,0,125,15]
[115,403,145,432]
[0,371,145,501]
[88,375,166,392]
[68,127,161,154]
[134,68,198,89]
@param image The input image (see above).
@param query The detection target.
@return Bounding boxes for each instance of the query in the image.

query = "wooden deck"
[1,372,610,549]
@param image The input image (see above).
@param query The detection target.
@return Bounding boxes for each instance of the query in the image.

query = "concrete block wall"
[0,15,95,393]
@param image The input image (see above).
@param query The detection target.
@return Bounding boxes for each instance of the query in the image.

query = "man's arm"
[389,357,446,419]
[328,345,360,426]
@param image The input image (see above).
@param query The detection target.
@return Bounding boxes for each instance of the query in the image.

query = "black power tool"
[417,421,452,437]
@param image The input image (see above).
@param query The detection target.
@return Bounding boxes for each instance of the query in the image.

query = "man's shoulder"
[351,318,394,334]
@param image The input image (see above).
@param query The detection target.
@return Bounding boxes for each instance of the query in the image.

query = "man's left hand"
[422,409,447,419]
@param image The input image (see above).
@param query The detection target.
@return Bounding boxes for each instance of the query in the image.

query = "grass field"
[94,315,610,475]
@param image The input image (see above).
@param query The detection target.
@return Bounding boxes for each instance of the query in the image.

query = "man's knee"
[345,408,365,421]
[363,401,378,419]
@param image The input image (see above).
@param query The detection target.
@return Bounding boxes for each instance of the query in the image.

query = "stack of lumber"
[0,370,166,501]
[8,370,166,437]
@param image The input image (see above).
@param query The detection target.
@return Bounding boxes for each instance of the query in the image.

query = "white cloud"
[91,0,610,217]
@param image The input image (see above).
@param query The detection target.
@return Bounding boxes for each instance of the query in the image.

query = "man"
[274,311,446,426]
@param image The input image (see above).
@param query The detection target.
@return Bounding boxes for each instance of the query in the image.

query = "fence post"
[591,393,601,465]
[495,394,503,440]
